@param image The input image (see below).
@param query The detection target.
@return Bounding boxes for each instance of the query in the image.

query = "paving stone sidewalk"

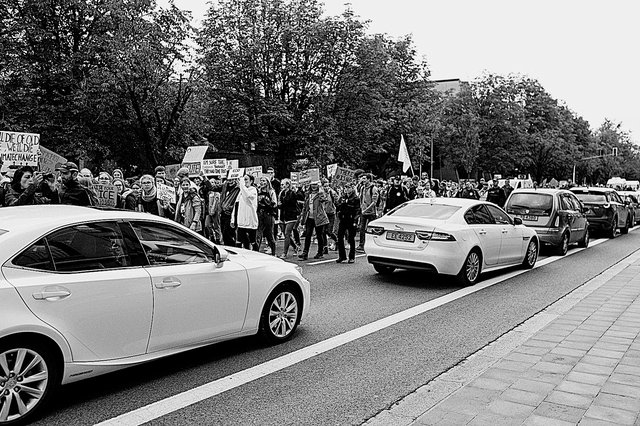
[364,250,640,426]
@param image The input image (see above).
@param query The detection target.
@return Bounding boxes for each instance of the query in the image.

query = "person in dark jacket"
[384,175,409,213]
[5,166,50,206]
[277,178,300,258]
[56,162,92,206]
[335,181,361,263]
[486,178,506,207]
[457,181,480,200]
[219,179,241,246]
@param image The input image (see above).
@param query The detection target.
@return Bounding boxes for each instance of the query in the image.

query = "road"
[34,229,640,426]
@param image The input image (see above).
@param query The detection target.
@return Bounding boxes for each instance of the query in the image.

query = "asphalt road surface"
[34,229,640,426]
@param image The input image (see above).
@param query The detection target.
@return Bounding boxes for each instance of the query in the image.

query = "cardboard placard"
[226,159,239,170]
[157,183,176,204]
[327,163,338,178]
[332,166,356,187]
[38,146,67,174]
[182,145,208,164]
[181,161,201,176]
[246,165,262,177]
[0,131,41,173]
[93,183,118,207]
[202,158,227,176]
[290,172,298,185]
[297,168,320,184]
[227,168,245,179]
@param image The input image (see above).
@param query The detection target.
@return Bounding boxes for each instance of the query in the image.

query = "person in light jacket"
[232,174,259,250]
[298,181,329,260]
[175,177,202,233]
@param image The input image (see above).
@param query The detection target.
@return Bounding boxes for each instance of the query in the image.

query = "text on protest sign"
[38,146,67,174]
[0,131,40,173]
[226,159,239,170]
[290,172,298,184]
[327,163,338,178]
[245,165,262,177]
[93,183,118,207]
[181,162,202,176]
[331,166,356,187]
[297,168,320,184]
[202,159,227,176]
[227,168,245,179]
[157,183,176,204]
[182,145,208,164]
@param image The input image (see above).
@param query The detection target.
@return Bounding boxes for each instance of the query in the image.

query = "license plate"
[386,231,415,242]
[522,215,538,221]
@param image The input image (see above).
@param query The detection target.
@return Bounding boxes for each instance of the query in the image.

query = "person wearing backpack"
[357,173,379,252]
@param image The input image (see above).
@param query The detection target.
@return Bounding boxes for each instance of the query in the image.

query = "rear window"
[573,193,607,203]
[506,193,553,215]
[388,203,460,220]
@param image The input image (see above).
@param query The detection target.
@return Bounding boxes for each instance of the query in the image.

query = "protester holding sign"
[256,176,278,256]
[138,175,174,217]
[232,174,259,250]
[175,177,202,232]
[298,181,329,260]
[4,166,52,206]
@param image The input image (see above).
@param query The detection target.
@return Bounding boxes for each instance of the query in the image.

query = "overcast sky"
[167,0,639,143]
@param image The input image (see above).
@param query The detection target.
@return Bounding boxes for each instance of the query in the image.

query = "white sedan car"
[0,205,310,425]
[366,198,539,285]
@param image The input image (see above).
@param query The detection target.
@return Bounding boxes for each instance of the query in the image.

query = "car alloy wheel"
[458,250,481,286]
[0,343,55,425]
[523,240,538,269]
[260,286,301,343]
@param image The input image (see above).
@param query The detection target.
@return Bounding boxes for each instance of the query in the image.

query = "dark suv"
[569,187,631,238]
[505,188,589,255]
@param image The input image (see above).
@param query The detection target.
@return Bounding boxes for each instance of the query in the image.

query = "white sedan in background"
[0,206,310,425]
[366,198,539,285]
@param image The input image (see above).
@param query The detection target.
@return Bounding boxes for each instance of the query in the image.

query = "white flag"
[397,135,412,173]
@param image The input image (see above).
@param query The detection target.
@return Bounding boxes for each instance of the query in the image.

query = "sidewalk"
[364,250,640,426]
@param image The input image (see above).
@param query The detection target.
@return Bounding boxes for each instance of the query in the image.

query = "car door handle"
[155,278,182,289]
[32,290,71,301]
[501,229,508,234]
[478,230,487,235]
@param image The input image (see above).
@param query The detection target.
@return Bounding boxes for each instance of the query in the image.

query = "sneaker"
[348,259,355,264]
[313,253,324,259]
[336,258,346,263]
[298,254,308,260]
[329,243,336,251]
[278,254,288,259]
[356,246,365,253]
[323,247,329,255]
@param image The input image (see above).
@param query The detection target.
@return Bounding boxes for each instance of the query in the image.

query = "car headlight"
[294,265,303,275]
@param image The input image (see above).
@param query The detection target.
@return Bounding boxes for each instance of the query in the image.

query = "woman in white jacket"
[232,174,259,250]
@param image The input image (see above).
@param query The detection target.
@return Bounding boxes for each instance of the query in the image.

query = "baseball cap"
[56,161,79,172]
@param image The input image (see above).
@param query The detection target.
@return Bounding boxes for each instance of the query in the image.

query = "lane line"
[96,236,610,426]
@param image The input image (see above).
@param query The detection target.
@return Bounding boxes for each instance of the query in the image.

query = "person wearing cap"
[57,162,93,206]
[298,180,329,260]
[385,175,409,213]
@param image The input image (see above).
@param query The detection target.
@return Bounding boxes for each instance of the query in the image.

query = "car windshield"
[506,193,553,216]
[388,203,460,220]
[573,193,607,203]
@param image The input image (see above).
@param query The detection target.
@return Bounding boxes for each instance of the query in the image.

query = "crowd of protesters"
[1,157,524,263]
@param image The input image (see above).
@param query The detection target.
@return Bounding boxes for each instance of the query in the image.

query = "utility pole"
[573,148,618,183]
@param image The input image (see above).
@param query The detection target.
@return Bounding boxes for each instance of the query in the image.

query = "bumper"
[365,235,464,275]
[586,217,614,231]
[531,227,564,246]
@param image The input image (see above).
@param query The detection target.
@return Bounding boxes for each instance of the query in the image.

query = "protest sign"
[157,183,176,204]
[202,158,227,176]
[93,183,118,207]
[38,146,67,174]
[182,145,208,164]
[327,163,338,178]
[181,161,201,176]
[226,159,239,170]
[290,172,298,184]
[227,168,245,179]
[165,164,181,181]
[0,131,40,173]
[331,166,356,187]
[297,168,320,184]
[246,165,262,177]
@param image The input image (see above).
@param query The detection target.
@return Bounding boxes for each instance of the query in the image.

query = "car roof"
[405,198,490,208]
[509,188,569,195]
[569,187,616,193]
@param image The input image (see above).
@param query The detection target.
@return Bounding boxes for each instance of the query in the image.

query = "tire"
[0,339,59,425]
[555,232,569,256]
[259,285,302,344]
[578,228,589,248]
[522,239,538,269]
[373,264,395,275]
[620,214,630,235]
[608,216,617,239]
[457,249,482,286]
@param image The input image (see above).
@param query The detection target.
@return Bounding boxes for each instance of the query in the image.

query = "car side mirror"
[213,246,228,268]
[513,217,523,225]
[582,207,589,213]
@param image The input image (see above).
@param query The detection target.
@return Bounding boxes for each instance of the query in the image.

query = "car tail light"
[554,215,560,227]
[603,203,610,209]
[415,230,456,241]
[366,226,385,235]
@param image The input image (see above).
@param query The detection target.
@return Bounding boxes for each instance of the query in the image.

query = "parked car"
[0,205,310,424]
[569,187,631,238]
[365,198,539,286]
[504,188,589,255]
[617,191,640,226]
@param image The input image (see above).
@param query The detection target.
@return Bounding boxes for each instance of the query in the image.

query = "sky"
[166,0,640,143]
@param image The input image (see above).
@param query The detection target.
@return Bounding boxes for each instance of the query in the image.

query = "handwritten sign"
[246,165,262,177]
[93,183,118,207]
[332,166,356,188]
[0,131,40,173]
[181,161,201,176]
[227,167,245,179]
[202,158,227,176]
[38,146,67,174]
[290,172,299,185]
[157,183,176,204]
[226,159,239,170]
[297,168,320,184]
[327,164,338,178]
[182,145,208,164]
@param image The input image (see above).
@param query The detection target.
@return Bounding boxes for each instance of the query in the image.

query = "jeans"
[257,213,276,255]
[325,213,337,244]
[237,228,257,250]
[302,218,326,256]
[358,214,377,248]
[282,220,299,255]
[337,218,356,260]
[221,213,236,246]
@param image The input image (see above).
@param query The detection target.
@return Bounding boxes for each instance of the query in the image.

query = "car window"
[612,192,622,203]
[560,195,573,210]
[505,193,553,216]
[464,204,494,225]
[388,203,460,220]
[12,239,54,271]
[131,221,215,265]
[47,222,134,272]
[573,192,606,203]
[568,194,583,210]
[485,204,512,225]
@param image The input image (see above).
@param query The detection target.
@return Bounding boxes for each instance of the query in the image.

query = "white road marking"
[96,236,613,426]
